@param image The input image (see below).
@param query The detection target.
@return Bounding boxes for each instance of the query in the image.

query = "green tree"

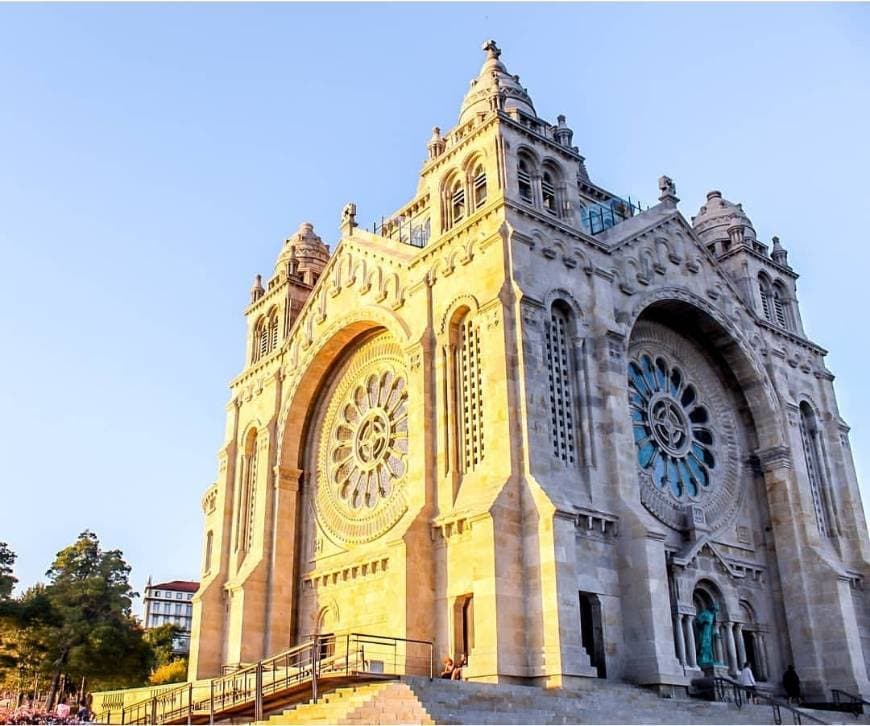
[143,623,180,670]
[39,531,151,706]
[0,542,17,600]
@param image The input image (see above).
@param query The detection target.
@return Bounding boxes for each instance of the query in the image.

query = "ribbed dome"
[691,190,757,246]
[458,40,536,125]
[274,222,330,278]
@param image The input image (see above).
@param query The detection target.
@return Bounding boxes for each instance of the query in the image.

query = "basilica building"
[188,42,870,700]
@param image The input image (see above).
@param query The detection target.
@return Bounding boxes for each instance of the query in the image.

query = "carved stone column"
[714,624,725,665]
[674,614,687,667]
[265,466,302,655]
[735,623,747,669]
[685,615,698,668]
[757,632,769,681]
[725,622,739,675]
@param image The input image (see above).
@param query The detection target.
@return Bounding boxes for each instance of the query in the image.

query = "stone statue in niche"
[696,603,722,668]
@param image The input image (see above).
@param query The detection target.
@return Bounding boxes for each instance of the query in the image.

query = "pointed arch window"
[546,303,576,465]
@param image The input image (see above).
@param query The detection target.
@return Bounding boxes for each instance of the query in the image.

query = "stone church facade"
[188,42,870,699]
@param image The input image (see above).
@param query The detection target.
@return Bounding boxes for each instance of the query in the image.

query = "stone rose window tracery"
[628,354,715,500]
[330,370,408,510]
[314,334,411,545]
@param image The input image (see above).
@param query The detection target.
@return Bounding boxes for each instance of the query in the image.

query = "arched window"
[237,429,259,556]
[518,158,533,203]
[758,275,773,323]
[269,309,279,350]
[454,312,484,473]
[799,402,834,538]
[772,282,791,330]
[542,170,557,214]
[546,303,576,465]
[472,163,487,209]
[451,178,466,226]
[443,175,466,231]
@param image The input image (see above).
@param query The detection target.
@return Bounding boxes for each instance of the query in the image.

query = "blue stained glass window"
[627,352,716,502]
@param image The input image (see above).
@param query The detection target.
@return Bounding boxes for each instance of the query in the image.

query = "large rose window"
[314,335,410,545]
[628,353,715,501]
[330,369,407,510]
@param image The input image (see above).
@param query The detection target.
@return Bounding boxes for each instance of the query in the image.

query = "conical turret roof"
[458,40,536,125]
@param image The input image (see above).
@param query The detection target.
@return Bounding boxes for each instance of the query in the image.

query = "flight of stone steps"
[259,676,869,725]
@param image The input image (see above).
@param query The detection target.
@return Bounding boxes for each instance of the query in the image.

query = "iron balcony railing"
[371,216,430,248]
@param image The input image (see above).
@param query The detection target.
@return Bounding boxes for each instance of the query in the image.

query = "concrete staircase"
[260,676,868,725]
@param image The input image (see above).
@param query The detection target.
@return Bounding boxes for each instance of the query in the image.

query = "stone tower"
[189,42,870,700]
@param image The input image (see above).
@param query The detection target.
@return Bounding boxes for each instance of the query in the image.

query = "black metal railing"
[832,688,870,717]
[107,633,433,725]
[712,677,827,725]
[371,217,430,248]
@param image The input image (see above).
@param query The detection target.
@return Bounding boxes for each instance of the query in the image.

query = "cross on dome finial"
[482,40,501,59]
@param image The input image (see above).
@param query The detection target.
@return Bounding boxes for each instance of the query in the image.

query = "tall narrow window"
[758,276,773,322]
[204,530,214,574]
[799,403,831,537]
[456,315,484,472]
[772,283,791,330]
[546,304,576,465]
[542,171,557,214]
[258,322,269,360]
[269,311,279,350]
[518,159,533,203]
[472,164,487,209]
[451,180,466,226]
[237,430,258,556]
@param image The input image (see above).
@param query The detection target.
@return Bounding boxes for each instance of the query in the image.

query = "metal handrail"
[111,632,433,725]
[832,688,870,717]
[712,677,828,725]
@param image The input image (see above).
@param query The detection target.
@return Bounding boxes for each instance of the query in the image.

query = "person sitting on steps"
[440,655,464,680]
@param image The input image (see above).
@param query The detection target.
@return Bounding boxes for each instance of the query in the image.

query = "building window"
[518,159,533,203]
[628,354,715,501]
[799,402,833,537]
[772,283,791,330]
[269,310,279,350]
[472,164,487,209]
[455,314,484,473]
[237,429,259,556]
[154,591,161,598]
[542,171,557,214]
[546,304,576,465]
[451,180,466,226]
[759,276,773,322]
[204,530,213,574]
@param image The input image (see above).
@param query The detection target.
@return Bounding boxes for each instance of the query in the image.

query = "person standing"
[739,662,757,702]
[783,665,801,704]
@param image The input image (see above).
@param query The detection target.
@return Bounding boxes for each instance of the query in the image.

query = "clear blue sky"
[1,3,869,603]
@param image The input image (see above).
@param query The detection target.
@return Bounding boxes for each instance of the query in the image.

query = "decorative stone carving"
[630,321,742,532]
[314,334,409,544]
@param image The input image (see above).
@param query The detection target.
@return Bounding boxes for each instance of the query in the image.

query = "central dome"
[458,40,536,125]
